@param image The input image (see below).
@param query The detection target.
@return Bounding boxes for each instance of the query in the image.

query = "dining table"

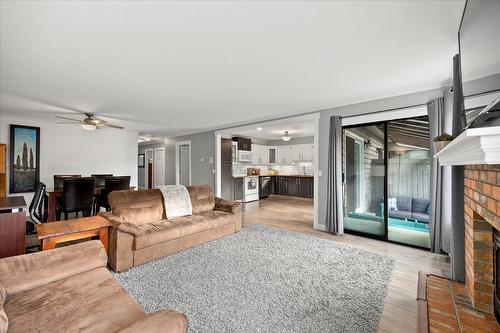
[46,186,135,222]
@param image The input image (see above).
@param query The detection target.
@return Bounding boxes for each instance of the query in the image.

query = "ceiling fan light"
[82,123,97,131]
[282,130,292,142]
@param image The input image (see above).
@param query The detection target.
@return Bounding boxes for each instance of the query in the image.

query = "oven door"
[246,177,258,192]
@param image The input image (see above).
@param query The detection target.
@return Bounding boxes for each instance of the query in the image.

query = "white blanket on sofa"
[157,185,192,219]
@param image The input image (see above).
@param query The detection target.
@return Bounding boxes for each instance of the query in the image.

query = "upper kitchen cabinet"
[291,144,313,161]
[267,146,277,164]
[277,146,292,165]
[232,137,251,151]
[252,144,268,165]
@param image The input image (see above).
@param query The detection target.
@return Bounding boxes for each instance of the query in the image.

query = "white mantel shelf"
[434,126,500,166]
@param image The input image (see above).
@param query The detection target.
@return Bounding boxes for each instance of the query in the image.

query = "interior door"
[154,148,165,187]
[178,144,191,186]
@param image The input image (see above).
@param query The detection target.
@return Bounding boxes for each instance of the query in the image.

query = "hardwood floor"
[243,196,450,333]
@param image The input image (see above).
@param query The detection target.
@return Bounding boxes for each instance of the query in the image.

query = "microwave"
[237,150,252,163]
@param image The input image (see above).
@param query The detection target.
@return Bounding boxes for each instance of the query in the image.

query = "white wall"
[0,113,138,206]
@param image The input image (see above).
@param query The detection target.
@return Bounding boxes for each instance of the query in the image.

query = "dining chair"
[53,175,81,189]
[95,176,131,213]
[57,177,95,220]
[91,174,113,187]
[26,182,48,252]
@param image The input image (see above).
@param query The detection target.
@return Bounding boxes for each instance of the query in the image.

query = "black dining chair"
[53,175,81,189]
[91,174,113,187]
[95,176,131,213]
[26,182,48,252]
[57,177,95,220]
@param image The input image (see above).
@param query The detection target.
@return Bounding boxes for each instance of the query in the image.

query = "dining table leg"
[47,192,57,222]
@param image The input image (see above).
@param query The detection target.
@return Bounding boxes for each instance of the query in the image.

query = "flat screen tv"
[458,0,500,129]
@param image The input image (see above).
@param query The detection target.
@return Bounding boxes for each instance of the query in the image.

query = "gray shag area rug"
[114,225,395,333]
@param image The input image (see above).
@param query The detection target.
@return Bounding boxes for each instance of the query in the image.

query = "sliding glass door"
[387,117,431,248]
[343,124,386,238]
[342,117,431,248]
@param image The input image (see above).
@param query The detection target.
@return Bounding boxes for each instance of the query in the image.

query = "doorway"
[342,116,431,248]
[144,148,154,189]
[154,147,165,187]
[175,141,191,186]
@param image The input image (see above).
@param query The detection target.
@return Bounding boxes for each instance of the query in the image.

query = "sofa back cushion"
[397,197,412,212]
[109,189,164,225]
[186,185,215,214]
[413,198,429,214]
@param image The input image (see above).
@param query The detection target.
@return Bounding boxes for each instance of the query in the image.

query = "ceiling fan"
[56,113,124,131]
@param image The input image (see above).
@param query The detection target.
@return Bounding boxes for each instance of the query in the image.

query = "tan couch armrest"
[214,197,242,214]
[118,310,188,333]
[99,211,125,227]
[0,240,107,296]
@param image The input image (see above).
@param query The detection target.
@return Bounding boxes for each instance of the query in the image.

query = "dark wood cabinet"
[298,178,310,198]
[287,177,298,197]
[269,176,313,198]
[232,137,252,151]
[232,178,243,201]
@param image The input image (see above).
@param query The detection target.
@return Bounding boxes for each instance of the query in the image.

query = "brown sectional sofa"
[100,185,242,272]
[0,240,187,333]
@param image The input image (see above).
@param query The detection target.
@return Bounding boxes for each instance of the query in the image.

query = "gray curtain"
[326,116,344,235]
[427,98,452,254]
[450,54,465,282]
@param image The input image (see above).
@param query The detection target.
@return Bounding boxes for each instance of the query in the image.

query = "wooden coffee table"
[36,216,112,251]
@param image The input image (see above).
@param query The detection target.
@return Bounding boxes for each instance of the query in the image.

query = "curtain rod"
[340,102,428,119]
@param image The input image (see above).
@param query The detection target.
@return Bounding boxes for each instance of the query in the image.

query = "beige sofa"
[0,241,187,333]
[100,185,242,272]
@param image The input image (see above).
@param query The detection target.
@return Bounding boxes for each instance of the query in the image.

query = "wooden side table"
[0,196,27,258]
[36,216,112,252]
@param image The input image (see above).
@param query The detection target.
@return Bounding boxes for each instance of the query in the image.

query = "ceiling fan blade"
[55,115,82,122]
[98,123,124,129]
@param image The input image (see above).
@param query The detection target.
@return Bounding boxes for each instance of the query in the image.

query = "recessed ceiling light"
[257,127,262,131]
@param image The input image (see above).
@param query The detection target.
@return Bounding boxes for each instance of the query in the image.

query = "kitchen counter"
[259,174,313,178]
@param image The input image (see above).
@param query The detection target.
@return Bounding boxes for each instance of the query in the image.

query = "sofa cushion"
[397,197,412,212]
[109,189,165,225]
[412,212,430,223]
[0,304,7,333]
[133,219,185,250]
[174,210,235,237]
[186,185,215,214]
[412,198,429,214]
[4,267,145,333]
[389,210,412,220]
[116,205,165,225]
[0,281,5,305]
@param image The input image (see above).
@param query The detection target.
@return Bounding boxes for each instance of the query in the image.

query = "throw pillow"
[388,197,398,211]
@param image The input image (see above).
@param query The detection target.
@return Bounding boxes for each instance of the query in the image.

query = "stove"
[243,176,259,203]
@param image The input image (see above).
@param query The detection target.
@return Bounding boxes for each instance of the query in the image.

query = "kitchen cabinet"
[232,178,243,200]
[270,176,313,198]
[298,177,313,198]
[291,144,313,161]
[277,146,292,165]
[276,177,288,195]
[251,144,268,165]
[232,137,251,151]
[267,147,277,164]
[287,177,298,196]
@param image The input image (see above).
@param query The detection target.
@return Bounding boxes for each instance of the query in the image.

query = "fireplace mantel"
[435,126,500,166]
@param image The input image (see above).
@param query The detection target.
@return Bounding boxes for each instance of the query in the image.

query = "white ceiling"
[0,1,465,137]
[232,121,314,141]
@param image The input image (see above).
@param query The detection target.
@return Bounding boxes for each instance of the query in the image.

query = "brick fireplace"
[464,164,500,316]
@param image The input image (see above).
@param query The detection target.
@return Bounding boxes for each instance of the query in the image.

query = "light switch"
[209,156,214,164]
[200,157,205,162]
